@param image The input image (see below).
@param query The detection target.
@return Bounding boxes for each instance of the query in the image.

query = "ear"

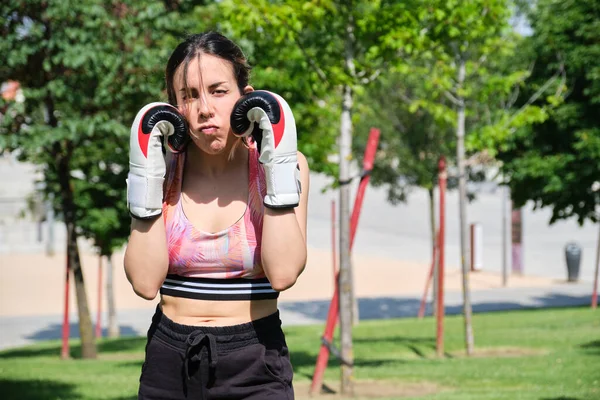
[242,85,254,95]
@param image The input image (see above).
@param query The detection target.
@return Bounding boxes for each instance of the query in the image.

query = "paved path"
[0,246,595,350]
[0,281,594,351]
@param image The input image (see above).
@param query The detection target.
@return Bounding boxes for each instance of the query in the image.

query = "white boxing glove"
[230,90,301,209]
[127,102,188,219]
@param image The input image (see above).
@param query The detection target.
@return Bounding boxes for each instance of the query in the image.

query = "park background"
[0,0,598,399]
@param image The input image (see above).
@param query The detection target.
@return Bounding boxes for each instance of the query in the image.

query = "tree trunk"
[592,222,600,309]
[339,82,354,396]
[429,187,438,316]
[456,58,474,356]
[502,182,511,286]
[106,254,120,338]
[339,3,357,393]
[66,220,97,358]
[511,206,524,275]
[57,148,97,359]
[45,195,55,256]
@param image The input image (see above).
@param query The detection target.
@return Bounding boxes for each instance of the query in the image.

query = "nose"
[196,92,213,120]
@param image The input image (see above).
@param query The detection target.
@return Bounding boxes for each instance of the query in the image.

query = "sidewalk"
[0,247,595,350]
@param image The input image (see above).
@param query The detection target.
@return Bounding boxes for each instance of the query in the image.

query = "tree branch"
[295,37,330,84]
[444,90,463,107]
[505,57,566,128]
[360,67,383,84]
[505,61,535,110]
[506,84,520,109]
[392,87,414,105]
[245,1,330,85]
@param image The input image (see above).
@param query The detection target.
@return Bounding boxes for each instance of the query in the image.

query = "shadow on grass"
[0,337,146,359]
[289,334,447,380]
[25,323,139,343]
[579,340,600,355]
[0,378,78,400]
[119,360,144,370]
[281,292,592,322]
[354,335,436,358]
[0,343,62,359]
[98,337,146,353]
[539,397,582,400]
[290,349,411,376]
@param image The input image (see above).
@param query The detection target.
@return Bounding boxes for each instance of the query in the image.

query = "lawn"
[0,307,598,399]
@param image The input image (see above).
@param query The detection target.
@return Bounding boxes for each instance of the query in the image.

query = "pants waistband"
[150,305,282,351]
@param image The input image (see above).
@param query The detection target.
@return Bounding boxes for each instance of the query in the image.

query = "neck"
[185,142,247,179]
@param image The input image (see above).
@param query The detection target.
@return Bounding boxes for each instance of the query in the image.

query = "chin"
[190,138,224,155]
[204,142,228,155]
[208,147,226,155]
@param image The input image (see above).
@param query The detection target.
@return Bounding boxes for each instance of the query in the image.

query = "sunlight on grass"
[0,307,598,399]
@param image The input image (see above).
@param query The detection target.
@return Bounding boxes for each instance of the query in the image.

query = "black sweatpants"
[138,306,294,399]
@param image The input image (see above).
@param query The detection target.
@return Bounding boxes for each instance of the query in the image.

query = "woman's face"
[174,54,250,155]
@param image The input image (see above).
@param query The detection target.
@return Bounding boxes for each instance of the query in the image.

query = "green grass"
[0,307,598,399]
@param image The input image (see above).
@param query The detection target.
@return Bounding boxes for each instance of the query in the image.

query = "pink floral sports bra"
[159,144,278,301]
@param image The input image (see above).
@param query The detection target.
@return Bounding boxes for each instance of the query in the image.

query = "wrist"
[264,207,295,217]
[262,162,300,209]
[130,210,162,221]
[127,172,164,218]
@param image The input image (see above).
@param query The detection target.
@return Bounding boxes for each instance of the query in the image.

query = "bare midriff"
[160,295,278,326]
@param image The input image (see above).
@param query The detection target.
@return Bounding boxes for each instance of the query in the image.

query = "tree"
[494,0,599,225]
[217,0,421,393]
[395,0,543,356]
[354,72,490,258]
[74,135,131,338]
[354,75,453,319]
[0,0,194,358]
[212,2,340,176]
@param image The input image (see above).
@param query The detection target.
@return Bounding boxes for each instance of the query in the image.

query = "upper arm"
[295,151,310,243]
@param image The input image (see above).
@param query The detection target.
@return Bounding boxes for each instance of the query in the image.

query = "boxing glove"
[127,102,189,219]
[230,91,301,209]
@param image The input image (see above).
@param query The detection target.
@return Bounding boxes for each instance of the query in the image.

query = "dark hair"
[165,31,251,105]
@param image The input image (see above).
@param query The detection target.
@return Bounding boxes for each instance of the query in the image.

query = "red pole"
[96,255,103,338]
[310,286,339,394]
[310,128,380,395]
[310,200,339,394]
[349,128,380,249]
[436,156,447,357]
[61,249,70,359]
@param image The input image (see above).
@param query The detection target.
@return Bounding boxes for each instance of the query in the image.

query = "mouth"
[198,125,219,135]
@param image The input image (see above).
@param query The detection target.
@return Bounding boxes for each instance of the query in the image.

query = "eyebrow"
[178,81,229,93]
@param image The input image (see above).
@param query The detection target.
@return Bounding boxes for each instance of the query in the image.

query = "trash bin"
[564,242,582,282]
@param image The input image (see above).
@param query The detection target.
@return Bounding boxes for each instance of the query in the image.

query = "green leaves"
[495,0,600,224]
[3,0,594,234]
[0,0,187,254]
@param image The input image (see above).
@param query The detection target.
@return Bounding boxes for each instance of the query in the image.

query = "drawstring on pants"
[184,331,218,380]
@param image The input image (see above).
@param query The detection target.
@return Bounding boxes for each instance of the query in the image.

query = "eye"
[213,89,228,96]
[184,97,195,103]
[182,89,199,103]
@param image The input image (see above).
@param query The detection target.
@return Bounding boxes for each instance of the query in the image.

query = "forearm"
[261,208,307,291]
[230,91,310,291]
[124,217,169,300]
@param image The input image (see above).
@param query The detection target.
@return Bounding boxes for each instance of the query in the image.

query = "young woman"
[124,31,309,399]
